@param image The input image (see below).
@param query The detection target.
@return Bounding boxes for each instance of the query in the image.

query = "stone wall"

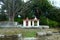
[0,34,22,40]
[36,31,60,40]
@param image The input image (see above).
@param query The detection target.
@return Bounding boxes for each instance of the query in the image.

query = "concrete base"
[17,25,49,29]
[0,22,18,27]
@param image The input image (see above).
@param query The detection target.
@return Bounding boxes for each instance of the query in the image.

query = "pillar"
[28,20,31,27]
[37,20,39,26]
[23,20,26,26]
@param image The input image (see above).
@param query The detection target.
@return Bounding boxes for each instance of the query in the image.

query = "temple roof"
[23,17,39,20]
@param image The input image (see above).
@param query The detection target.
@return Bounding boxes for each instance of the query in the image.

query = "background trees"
[0,0,60,27]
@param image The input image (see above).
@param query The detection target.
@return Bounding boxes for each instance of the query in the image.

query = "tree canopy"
[0,0,60,23]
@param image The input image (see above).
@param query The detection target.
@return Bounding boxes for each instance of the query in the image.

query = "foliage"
[0,0,60,27]
[0,0,54,20]
[40,15,58,28]
[40,15,48,25]
[31,0,53,17]
[47,9,60,22]
[0,14,8,21]
[1,0,24,21]
[14,16,23,24]
[48,19,58,28]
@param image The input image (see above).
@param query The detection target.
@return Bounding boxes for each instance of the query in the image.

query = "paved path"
[23,37,37,40]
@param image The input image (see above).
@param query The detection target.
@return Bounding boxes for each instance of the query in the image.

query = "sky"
[49,0,60,8]
[23,0,29,3]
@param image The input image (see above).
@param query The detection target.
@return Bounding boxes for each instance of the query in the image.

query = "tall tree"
[1,0,24,22]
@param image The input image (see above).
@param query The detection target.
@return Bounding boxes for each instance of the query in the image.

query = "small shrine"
[23,17,39,27]
[23,18,31,27]
[32,17,39,27]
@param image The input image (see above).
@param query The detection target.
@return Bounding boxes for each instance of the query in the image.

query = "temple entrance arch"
[32,17,39,27]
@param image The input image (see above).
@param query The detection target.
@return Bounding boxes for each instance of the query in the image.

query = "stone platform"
[0,22,17,27]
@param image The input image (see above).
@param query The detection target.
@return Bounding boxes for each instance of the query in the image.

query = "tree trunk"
[8,0,15,22]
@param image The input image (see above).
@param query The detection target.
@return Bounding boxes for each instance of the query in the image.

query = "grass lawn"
[0,28,59,37]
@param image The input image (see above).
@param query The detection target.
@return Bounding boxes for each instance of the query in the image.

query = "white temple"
[23,17,31,27]
[23,17,40,27]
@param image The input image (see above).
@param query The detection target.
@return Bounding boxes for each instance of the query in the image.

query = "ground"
[0,28,59,37]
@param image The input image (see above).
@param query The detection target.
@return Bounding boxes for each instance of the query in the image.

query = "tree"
[1,0,60,23]
[1,0,24,22]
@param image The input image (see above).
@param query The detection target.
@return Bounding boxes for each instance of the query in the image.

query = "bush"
[40,15,48,25]
[40,15,58,28]
[14,18,23,24]
[48,19,58,28]
[0,14,8,21]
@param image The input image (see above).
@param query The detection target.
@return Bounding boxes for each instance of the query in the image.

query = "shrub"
[40,15,58,28]
[14,18,23,24]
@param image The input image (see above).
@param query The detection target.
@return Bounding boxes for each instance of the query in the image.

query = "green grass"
[0,28,42,37]
[21,29,38,37]
[0,28,59,37]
